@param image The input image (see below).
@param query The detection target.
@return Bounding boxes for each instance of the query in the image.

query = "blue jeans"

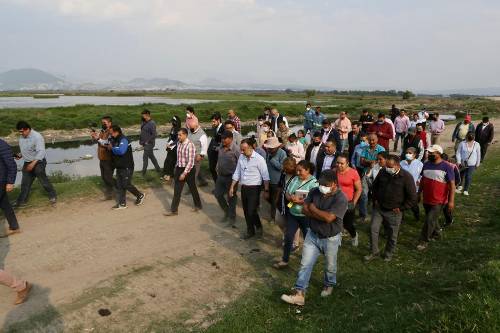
[294,230,342,292]
[460,166,476,191]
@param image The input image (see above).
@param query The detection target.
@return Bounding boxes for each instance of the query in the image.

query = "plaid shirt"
[229,115,241,132]
[176,139,196,174]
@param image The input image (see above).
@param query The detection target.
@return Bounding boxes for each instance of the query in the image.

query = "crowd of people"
[0,103,495,306]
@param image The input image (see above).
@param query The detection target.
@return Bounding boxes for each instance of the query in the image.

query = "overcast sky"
[1,0,499,90]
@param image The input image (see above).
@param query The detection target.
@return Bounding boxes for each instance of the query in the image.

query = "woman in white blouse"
[455,132,481,196]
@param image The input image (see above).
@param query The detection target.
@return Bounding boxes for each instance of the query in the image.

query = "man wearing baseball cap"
[452,115,475,154]
[417,145,456,251]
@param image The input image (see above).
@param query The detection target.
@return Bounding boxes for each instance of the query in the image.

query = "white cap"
[427,144,443,154]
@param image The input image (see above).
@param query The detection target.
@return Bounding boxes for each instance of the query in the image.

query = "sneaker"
[382,253,393,262]
[191,207,201,213]
[463,191,469,196]
[351,232,359,247]
[455,186,463,194]
[281,289,305,306]
[364,253,380,262]
[112,204,127,210]
[49,198,57,207]
[416,242,428,251]
[320,286,333,297]
[135,193,146,206]
[15,282,32,305]
[273,261,289,269]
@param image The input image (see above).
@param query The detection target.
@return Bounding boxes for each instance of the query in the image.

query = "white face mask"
[405,153,414,161]
[258,120,264,125]
[385,167,396,175]
[319,185,331,195]
[262,126,270,132]
[306,107,311,111]
[186,113,191,118]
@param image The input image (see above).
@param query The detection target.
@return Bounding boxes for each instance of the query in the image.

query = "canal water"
[12,124,303,184]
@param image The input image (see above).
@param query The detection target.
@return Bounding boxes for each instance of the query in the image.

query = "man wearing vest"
[270,108,289,133]
[91,115,115,200]
[110,125,145,210]
[400,127,424,161]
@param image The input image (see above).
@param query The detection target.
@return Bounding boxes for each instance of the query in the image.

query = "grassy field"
[1,93,499,137]
[193,149,500,333]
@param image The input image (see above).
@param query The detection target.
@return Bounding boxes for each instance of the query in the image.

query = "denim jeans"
[459,166,476,191]
[282,213,309,263]
[294,230,342,292]
[358,176,369,218]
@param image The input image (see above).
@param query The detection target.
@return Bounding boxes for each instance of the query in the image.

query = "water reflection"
[11,124,303,184]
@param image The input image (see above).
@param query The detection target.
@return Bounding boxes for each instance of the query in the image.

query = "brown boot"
[15,282,32,305]
[281,289,305,306]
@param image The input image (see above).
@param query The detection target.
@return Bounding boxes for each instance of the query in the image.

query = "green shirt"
[286,175,319,216]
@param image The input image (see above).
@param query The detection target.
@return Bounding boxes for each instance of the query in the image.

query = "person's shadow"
[0,219,64,333]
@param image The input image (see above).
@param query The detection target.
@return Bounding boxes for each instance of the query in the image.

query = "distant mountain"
[109,77,188,90]
[417,87,500,96]
[0,68,69,90]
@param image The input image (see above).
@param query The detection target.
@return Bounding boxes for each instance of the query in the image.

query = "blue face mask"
[360,141,368,147]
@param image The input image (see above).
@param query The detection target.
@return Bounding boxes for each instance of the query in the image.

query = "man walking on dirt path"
[214,130,240,227]
[14,121,57,208]
[140,109,162,176]
[0,138,21,236]
[0,270,31,305]
[91,116,115,200]
[110,126,145,210]
[164,128,202,216]
[229,138,270,240]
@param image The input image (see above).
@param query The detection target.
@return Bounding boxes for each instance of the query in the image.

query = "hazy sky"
[1,0,499,90]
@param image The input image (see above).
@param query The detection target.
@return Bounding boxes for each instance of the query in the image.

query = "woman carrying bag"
[455,132,481,196]
[274,160,319,269]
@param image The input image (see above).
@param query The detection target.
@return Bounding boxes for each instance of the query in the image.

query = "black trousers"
[99,159,115,197]
[343,206,356,238]
[214,175,237,219]
[116,168,141,205]
[480,142,489,162]
[241,185,262,235]
[163,147,177,177]
[267,183,279,221]
[17,159,56,204]
[208,150,218,183]
[0,185,19,230]
[171,166,202,212]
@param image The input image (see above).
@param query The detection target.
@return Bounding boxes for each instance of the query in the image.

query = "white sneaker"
[463,191,469,196]
[351,232,359,247]
[320,286,333,297]
[455,188,462,194]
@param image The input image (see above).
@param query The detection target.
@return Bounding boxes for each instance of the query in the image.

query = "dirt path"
[0,117,498,331]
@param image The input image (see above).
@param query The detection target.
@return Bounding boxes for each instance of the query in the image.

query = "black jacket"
[271,114,286,132]
[475,123,494,144]
[305,143,324,163]
[320,128,342,150]
[315,151,339,178]
[0,139,17,184]
[111,135,134,169]
[401,135,422,160]
[208,124,225,156]
[372,168,417,211]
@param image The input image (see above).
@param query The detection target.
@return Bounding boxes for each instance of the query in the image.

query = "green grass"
[1,93,499,137]
[194,149,500,333]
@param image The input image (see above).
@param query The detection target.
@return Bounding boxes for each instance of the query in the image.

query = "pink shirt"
[334,118,352,139]
[185,114,199,130]
[394,115,411,133]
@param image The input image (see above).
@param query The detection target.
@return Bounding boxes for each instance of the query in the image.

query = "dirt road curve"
[0,117,498,331]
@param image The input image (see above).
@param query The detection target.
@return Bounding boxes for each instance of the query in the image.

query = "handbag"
[460,142,476,171]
